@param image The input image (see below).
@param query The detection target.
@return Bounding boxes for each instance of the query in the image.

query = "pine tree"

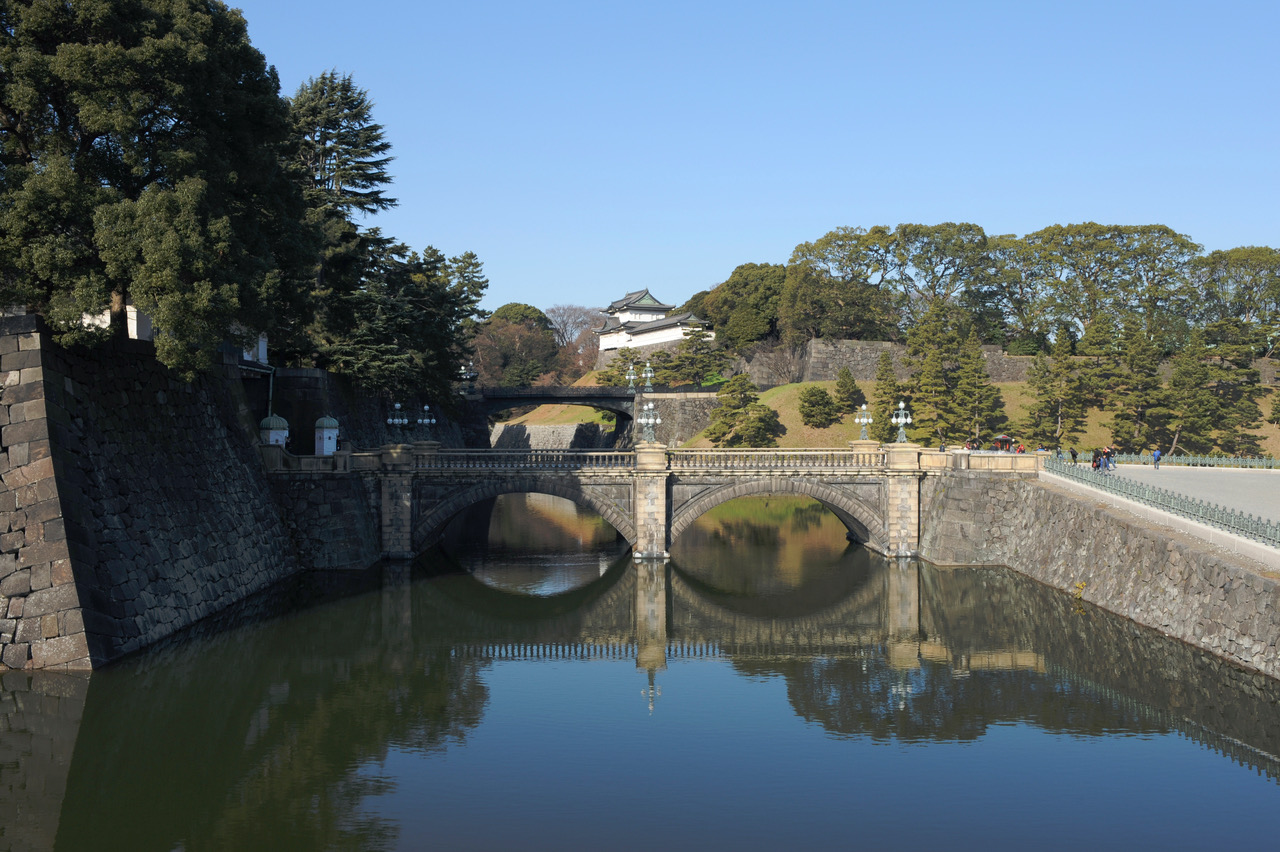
[1203,319,1265,456]
[1075,311,1123,408]
[799,386,840,428]
[1023,334,1085,448]
[705,375,782,447]
[1109,322,1170,452]
[870,351,902,443]
[833,367,866,413]
[906,302,960,444]
[952,329,1006,445]
[1165,331,1216,455]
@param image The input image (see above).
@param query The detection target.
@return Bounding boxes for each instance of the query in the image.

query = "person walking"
[1069,447,1078,465]
[1153,448,1161,470]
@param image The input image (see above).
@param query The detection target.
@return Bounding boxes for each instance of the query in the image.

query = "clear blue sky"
[231,0,1279,312]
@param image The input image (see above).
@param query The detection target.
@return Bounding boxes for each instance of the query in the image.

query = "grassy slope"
[499,376,1280,454]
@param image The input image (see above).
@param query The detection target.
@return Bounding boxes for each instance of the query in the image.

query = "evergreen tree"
[1023,334,1085,448]
[315,240,485,399]
[1203,319,1265,456]
[290,71,396,217]
[0,0,311,377]
[705,375,783,447]
[1164,331,1217,455]
[799,386,840,428]
[1109,322,1170,452]
[1074,311,1123,408]
[870,351,902,443]
[653,328,729,387]
[833,366,866,412]
[952,329,1006,445]
[596,348,644,387]
[906,302,960,443]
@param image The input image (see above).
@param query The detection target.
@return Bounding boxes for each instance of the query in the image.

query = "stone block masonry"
[0,670,88,850]
[919,470,1280,680]
[0,316,304,670]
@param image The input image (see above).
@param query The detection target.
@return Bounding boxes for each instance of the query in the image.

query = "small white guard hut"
[259,413,289,447]
[315,415,340,456]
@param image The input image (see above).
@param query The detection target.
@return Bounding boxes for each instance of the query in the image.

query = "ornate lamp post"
[387,402,409,427]
[637,401,662,443]
[457,362,478,395]
[625,362,637,392]
[417,404,436,428]
[854,403,873,441]
[642,361,654,393]
[891,401,913,443]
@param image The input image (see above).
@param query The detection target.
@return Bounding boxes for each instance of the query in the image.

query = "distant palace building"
[594,289,712,364]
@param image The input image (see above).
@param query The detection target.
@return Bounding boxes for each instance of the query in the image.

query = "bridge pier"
[885,444,925,556]
[633,442,670,558]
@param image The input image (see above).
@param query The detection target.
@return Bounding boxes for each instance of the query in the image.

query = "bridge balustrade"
[417,449,635,472]
[667,448,887,473]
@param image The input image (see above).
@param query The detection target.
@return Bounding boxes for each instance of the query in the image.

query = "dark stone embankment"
[919,470,1280,680]
[0,317,329,670]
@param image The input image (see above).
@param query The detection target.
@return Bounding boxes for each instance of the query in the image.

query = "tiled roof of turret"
[605,289,674,313]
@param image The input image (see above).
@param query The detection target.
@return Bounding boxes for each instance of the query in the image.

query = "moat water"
[5,494,1280,851]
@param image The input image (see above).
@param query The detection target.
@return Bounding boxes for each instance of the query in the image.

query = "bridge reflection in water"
[4,519,1280,847]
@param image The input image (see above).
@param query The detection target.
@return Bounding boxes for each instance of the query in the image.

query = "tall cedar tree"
[870,351,902,444]
[1023,334,1085,448]
[0,0,311,378]
[834,367,866,412]
[1202,319,1265,456]
[1074,311,1123,408]
[287,72,397,356]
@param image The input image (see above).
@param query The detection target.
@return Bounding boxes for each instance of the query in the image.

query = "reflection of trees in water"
[788,500,834,533]
[671,497,854,595]
[55,581,488,852]
[31,542,1280,849]
[769,656,1162,744]
[444,494,622,556]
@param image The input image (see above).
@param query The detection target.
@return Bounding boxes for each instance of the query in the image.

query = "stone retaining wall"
[0,317,304,670]
[490,423,616,449]
[267,474,381,571]
[0,670,87,851]
[918,470,1280,679]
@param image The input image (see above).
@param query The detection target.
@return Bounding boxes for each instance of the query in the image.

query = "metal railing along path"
[1044,456,1280,548]
[1109,453,1280,470]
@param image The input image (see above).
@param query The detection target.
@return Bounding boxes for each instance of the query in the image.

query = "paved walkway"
[1071,463,1280,522]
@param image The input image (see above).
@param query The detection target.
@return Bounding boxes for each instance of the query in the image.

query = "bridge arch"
[412,476,638,554]
[668,477,887,552]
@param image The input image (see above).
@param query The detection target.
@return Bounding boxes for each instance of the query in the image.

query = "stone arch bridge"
[262,441,1044,561]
